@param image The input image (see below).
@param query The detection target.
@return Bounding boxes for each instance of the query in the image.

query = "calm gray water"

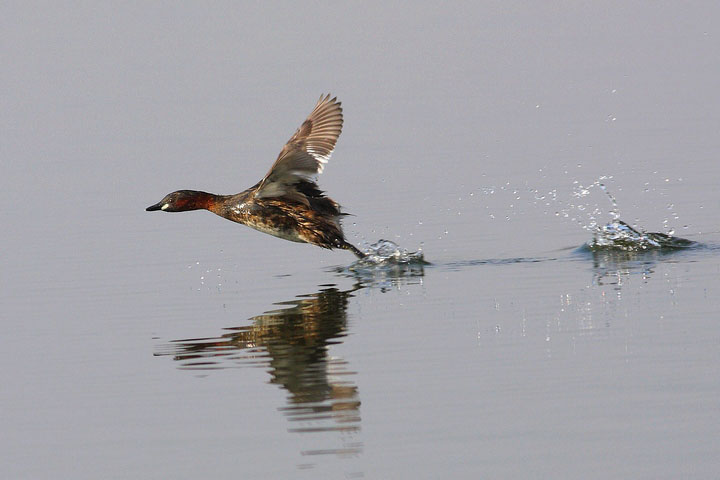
[3,3,720,478]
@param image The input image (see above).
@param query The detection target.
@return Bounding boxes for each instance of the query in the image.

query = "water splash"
[527,175,623,234]
[354,239,426,266]
[332,240,427,288]
[597,182,620,221]
[589,219,696,251]
[530,176,697,251]
[567,177,620,231]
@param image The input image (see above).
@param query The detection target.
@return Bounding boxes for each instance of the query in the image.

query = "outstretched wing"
[254,94,343,203]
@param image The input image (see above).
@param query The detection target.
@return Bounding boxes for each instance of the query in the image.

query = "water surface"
[3,3,720,478]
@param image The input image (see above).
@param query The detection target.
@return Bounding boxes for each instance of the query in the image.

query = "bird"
[146,94,365,258]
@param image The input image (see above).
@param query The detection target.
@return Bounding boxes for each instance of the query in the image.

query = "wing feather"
[254,94,343,203]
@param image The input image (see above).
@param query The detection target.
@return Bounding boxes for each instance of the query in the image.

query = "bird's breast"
[223,202,306,243]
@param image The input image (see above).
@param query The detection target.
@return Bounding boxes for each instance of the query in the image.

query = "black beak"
[146,202,162,211]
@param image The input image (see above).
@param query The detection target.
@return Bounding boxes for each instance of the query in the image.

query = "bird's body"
[146,95,364,258]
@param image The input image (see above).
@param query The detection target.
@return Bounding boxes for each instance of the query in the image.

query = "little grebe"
[146,94,364,258]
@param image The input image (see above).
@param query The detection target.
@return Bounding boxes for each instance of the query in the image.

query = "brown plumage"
[146,95,364,258]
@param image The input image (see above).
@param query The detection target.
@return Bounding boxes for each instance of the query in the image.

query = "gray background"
[2,2,719,478]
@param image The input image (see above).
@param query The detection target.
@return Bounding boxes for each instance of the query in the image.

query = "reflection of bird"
[157,286,362,433]
[146,95,364,258]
